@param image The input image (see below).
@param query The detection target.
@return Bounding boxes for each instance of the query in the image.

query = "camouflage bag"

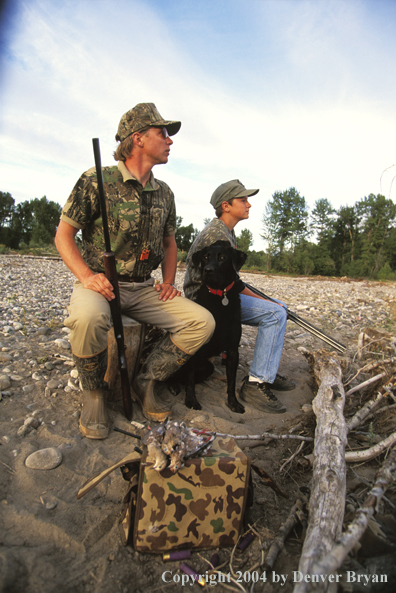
[77,436,252,553]
[120,436,252,553]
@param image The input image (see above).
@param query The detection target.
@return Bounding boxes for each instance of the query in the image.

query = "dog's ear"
[232,249,247,272]
[192,247,208,267]
[212,240,232,249]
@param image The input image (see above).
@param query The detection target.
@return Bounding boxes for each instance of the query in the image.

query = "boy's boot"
[73,350,110,439]
[133,334,191,422]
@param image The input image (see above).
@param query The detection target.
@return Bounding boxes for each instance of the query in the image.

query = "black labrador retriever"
[169,240,246,414]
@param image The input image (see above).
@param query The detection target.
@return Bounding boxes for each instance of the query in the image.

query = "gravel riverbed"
[1,254,396,593]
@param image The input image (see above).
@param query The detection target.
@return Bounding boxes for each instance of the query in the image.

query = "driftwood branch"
[345,430,396,462]
[295,351,348,593]
[306,446,396,577]
[346,391,384,432]
[214,432,313,442]
[263,499,306,570]
[344,357,396,386]
[345,372,387,396]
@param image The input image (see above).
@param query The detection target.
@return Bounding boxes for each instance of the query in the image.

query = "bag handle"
[77,450,142,499]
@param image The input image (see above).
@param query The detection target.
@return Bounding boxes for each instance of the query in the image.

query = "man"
[184,179,295,414]
[55,103,215,439]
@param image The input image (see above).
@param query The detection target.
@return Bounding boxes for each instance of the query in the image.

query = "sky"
[1,0,396,250]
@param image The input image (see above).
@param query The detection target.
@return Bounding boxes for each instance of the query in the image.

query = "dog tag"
[222,295,229,306]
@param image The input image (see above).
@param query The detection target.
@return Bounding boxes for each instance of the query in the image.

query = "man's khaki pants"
[65,278,215,358]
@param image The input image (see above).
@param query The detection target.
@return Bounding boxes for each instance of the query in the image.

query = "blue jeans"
[239,294,287,384]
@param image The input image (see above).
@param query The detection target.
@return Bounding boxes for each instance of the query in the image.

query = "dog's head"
[192,240,247,290]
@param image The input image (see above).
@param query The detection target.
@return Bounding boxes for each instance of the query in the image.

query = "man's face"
[139,126,173,165]
[224,197,251,221]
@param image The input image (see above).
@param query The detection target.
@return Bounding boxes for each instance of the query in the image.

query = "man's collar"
[117,161,159,190]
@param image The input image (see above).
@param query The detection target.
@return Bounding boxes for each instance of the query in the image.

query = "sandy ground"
[1,264,396,593]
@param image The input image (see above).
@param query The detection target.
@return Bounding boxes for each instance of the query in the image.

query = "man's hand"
[155,281,181,302]
[83,273,115,301]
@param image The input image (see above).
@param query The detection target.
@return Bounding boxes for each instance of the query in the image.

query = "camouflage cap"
[115,103,181,142]
[210,179,259,209]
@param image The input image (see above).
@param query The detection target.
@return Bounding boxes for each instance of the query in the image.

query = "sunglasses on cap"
[137,126,170,138]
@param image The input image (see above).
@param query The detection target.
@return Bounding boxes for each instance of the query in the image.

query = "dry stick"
[346,390,385,432]
[263,499,305,570]
[305,446,396,579]
[279,441,306,473]
[366,402,396,419]
[344,357,396,386]
[294,351,348,593]
[350,467,395,509]
[0,459,16,474]
[354,335,388,362]
[214,432,313,442]
[345,372,387,396]
[345,430,396,462]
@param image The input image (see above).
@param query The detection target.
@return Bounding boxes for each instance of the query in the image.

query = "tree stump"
[104,316,146,404]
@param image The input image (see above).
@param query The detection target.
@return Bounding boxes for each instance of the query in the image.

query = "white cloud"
[1,0,396,251]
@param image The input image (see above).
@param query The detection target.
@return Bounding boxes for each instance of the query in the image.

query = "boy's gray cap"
[116,102,181,142]
[210,179,259,209]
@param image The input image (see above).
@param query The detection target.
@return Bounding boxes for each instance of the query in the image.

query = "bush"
[377,262,396,281]
[177,250,187,263]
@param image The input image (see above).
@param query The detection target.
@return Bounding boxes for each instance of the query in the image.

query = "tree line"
[0,192,62,250]
[175,189,396,280]
[1,188,395,280]
[259,188,396,280]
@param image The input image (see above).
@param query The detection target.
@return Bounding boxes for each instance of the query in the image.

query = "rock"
[0,353,13,362]
[46,379,62,389]
[36,327,51,336]
[54,339,70,350]
[24,417,40,429]
[25,447,63,470]
[0,374,12,389]
[17,424,33,437]
[22,384,35,393]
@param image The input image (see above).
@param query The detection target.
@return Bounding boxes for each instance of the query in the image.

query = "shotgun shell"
[162,549,191,562]
[237,532,255,551]
[180,562,205,587]
[210,553,220,568]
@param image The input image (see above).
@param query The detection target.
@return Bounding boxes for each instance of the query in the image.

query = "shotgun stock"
[92,138,133,420]
[245,283,346,354]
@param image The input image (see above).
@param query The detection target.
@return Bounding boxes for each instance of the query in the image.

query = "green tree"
[174,217,199,252]
[29,196,62,245]
[5,201,34,248]
[261,187,309,272]
[310,198,335,243]
[236,228,253,253]
[331,204,362,275]
[358,194,396,276]
[0,191,15,233]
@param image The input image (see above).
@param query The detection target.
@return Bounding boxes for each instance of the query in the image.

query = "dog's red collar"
[206,281,235,297]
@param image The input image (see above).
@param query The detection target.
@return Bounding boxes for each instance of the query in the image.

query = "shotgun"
[245,283,346,354]
[92,138,133,420]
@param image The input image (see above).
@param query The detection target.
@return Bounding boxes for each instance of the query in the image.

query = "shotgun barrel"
[92,138,133,420]
[245,283,346,354]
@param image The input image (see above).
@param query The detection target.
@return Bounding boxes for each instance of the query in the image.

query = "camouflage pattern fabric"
[183,218,237,301]
[132,437,251,552]
[116,102,181,141]
[61,162,176,278]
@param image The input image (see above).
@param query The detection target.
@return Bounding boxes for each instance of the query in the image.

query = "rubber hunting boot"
[73,350,110,439]
[132,333,191,422]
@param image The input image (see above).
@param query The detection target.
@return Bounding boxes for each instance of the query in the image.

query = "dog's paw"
[185,398,202,411]
[167,381,181,396]
[226,399,245,414]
